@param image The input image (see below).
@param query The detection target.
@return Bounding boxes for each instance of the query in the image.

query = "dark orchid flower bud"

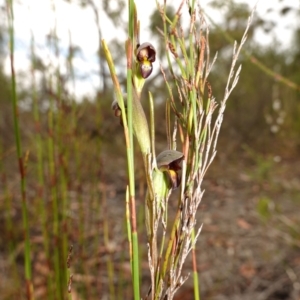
[111,99,122,117]
[136,42,156,79]
[145,150,183,240]
[136,42,156,63]
[156,150,184,189]
[111,99,124,127]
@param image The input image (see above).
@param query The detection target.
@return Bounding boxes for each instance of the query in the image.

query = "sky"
[1,0,299,99]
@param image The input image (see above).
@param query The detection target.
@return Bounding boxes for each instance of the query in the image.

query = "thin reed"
[6,0,34,298]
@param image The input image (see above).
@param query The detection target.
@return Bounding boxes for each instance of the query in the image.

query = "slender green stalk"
[101,35,144,300]
[49,3,70,296]
[55,42,68,300]
[57,109,69,299]
[149,92,156,161]
[125,39,135,194]
[58,148,69,297]
[126,186,133,270]
[103,192,116,300]
[30,31,54,297]
[6,1,34,299]
[47,77,62,300]
[95,99,103,297]
[191,229,200,300]
[127,1,140,294]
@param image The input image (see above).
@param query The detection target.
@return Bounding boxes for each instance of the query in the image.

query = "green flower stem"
[126,39,135,183]
[102,32,152,300]
[125,187,132,267]
[30,32,55,296]
[149,92,156,161]
[126,36,140,300]
[192,229,200,300]
[103,2,153,298]
[6,1,34,298]
[47,78,62,300]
